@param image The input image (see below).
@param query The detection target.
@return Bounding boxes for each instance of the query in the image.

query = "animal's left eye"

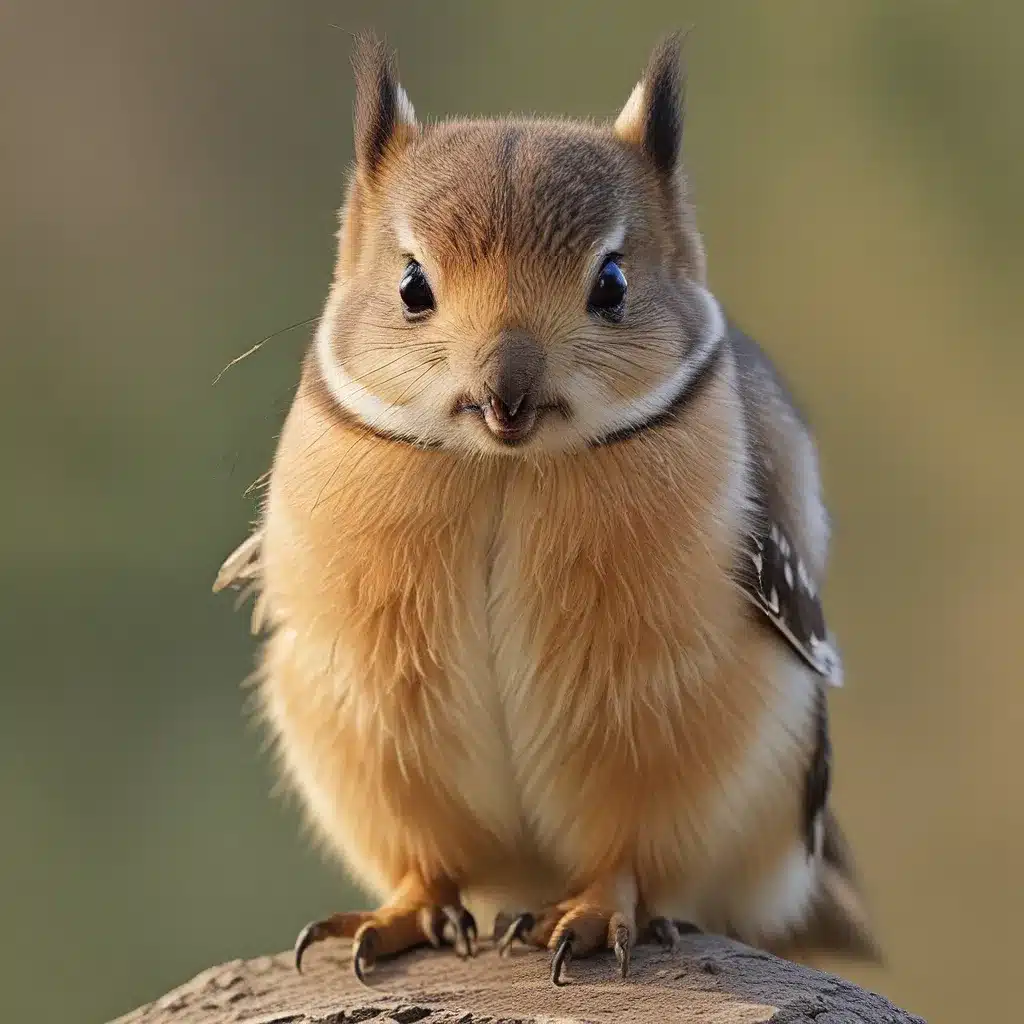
[587,256,627,320]
[399,260,435,317]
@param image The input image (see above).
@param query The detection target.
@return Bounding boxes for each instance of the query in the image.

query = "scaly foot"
[294,880,476,983]
[494,879,638,986]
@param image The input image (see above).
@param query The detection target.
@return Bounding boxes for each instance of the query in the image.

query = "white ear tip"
[395,84,417,127]
[614,81,646,135]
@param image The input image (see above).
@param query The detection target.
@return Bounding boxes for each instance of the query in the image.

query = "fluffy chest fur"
[259,360,811,905]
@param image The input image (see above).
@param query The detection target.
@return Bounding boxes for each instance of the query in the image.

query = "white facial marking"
[600,219,627,255]
[584,219,627,284]
[585,285,726,438]
[315,308,438,441]
[393,212,421,258]
[315,238,735,458]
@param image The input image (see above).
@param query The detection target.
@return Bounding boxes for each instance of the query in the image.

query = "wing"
[737,513,843,686]
[212,527,267,634]
[726,326,843,687]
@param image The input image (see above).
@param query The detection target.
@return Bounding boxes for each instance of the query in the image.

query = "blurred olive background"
[2,2,1021,1022]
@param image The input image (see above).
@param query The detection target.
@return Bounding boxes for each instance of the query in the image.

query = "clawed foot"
[295,895,694,986]
[294,902,477,983]
[494,910,536,957]
[494,900,636,986]
[492,906,703,985]
[648,916,702,951]
[547,907,635,986]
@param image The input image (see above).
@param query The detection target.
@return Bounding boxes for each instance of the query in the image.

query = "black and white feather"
[739,519,843,686]
[728,325,844,688]
[803,684,832,856]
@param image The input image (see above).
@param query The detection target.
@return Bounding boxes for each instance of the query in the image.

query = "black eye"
[588,256,627,320]
[399,260,435,316]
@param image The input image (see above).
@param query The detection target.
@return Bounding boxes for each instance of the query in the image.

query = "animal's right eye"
[587,255,627,321]
[399,260,435,317]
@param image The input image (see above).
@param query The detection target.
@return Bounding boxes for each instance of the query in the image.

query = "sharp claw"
[551,929,574,987]
[293,920,325,974]
[649,916,681,951]
[352,927,378,985]
[496,912,536,958]
[442,905,477,958]
[614,924,631,978]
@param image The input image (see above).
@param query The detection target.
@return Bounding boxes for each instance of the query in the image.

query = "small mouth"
[481,402,537,444]
[453,398,567,445]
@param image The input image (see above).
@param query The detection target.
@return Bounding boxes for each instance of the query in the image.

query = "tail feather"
[770,812,884,966]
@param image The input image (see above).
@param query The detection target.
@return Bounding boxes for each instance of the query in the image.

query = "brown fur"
[218,33,878,969]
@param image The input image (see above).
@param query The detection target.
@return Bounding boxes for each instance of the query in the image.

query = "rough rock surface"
[113,934,924,1023]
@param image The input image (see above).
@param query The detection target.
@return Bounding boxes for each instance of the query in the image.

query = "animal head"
[314,34,723,456]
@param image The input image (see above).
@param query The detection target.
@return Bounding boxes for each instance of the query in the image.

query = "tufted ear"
[351,34,418,184]
[614,33,686,176]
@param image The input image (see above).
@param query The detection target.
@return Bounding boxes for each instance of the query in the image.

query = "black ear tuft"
[350,33,416,182]
[615,32,687,175]
[644,33,684,173]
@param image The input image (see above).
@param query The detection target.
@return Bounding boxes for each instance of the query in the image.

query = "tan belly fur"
[258,370,817,938]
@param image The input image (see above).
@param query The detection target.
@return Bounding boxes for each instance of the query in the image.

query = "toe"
[293,920,323,973]
[352,925,378,984]
[649,916,681,951]
[613,922,632,978]
[495,911,536,957]
[550,928,574,987]
[441,905,478,958]
[293,912,370,973]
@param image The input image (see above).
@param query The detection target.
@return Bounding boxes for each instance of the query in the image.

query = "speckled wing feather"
[737,516,843,686]
[727,325,844,688]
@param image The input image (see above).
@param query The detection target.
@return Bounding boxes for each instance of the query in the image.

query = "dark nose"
[482,330,544,428]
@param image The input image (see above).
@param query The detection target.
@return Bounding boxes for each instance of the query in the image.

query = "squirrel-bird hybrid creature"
[215,33,880,987]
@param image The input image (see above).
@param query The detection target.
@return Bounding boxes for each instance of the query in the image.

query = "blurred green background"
[2,2,1022,1022]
